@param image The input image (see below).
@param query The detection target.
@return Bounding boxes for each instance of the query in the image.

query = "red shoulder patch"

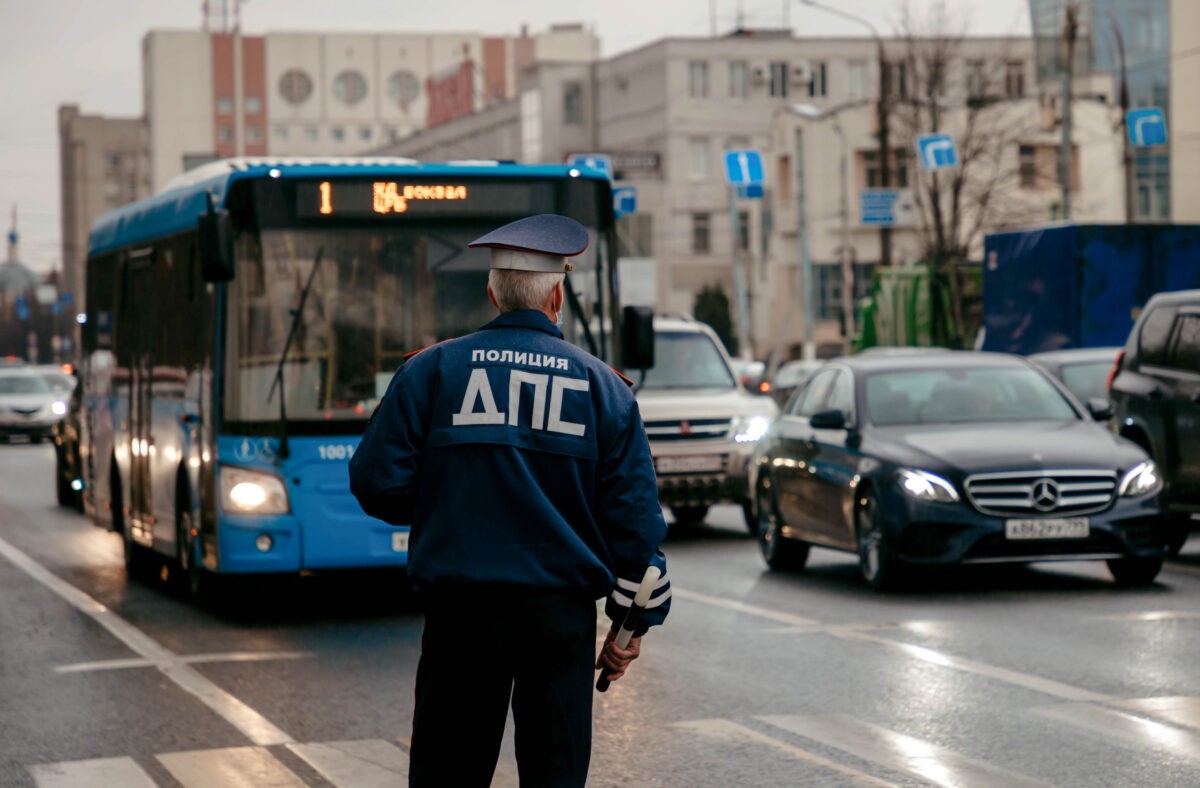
[610,366,635,388]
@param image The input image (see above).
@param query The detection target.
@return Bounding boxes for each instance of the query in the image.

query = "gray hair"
[488,268,564,312]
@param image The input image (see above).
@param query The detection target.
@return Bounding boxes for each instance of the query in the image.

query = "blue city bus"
[79,157,643,598]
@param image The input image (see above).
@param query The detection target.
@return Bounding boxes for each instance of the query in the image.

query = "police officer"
[349,213,671,787]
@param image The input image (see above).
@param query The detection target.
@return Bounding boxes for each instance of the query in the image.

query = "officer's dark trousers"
[409,586,596,788]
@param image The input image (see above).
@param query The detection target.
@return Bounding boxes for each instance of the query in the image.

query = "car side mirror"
[621,305,654,370]
[199,202,235,282]
[809,408,847,430]
[1087,397,1113,421]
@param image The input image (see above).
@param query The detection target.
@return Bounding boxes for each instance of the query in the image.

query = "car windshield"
[865,366,1079,426]
[0,375,51,395]
[39,372,75,393]
[629,330,735,390]
[1059,361,1113,402]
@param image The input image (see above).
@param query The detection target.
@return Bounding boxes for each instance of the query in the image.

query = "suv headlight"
[733,414,772,444]
[897,468,960,503]
[1118,460,1162,497]
[220,466,290,514]
[51,400,68,416]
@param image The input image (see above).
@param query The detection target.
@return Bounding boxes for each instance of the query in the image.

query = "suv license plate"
[656,455,724,474]
[1005,518,1089,540]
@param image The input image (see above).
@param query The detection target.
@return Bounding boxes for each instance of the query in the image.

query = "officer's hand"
[596,630,641,683]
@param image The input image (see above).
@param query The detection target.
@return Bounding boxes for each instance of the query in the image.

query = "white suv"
[629,317,778,531]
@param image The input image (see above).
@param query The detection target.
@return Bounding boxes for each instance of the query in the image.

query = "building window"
[966,59,987,98]
[359,126,373,141]
[331,126,345,142]
[1019,144,1036,187]
[388,70,420,110]
[617,214,654,258]
[807,62,827,98]
[1005,61,1025,98]
[217,126,233,143]
[886,61,907,100]
[279,69,313,105]
[816,262,875,321]
[217,96,234,115]
[769,61,789,98]
[304,126,319,141]
[847,60,868,99]
[689,137,711,179]
[384,126,399,142]
[729,61,749,98]
[863,149,909,189]
[333,70,368,106]
[737,210,750,252]
[688,61,709,98]
[245,96,263,115]
[563,81,584,125]
[691,213,710,254]
[273,126,289,142]
[245,126,262,143]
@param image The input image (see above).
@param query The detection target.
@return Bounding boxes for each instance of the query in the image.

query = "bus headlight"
[733,414,772,444]
[1118,461,1162,497]
[220,466,289,514]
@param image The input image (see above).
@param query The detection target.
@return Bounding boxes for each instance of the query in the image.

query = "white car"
[0,368,68,443]
[627,317,778,531]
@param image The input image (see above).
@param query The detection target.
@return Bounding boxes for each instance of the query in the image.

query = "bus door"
[124,254,157,546]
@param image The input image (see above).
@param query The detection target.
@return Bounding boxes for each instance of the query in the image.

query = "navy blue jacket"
[349,310,670,632]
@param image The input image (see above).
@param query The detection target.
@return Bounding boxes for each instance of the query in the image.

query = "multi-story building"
[56,105,152,343]
[141,24,599,192]
[1029,0,1171,220]
[371,30,1122,359]
[1170,0,1199,221]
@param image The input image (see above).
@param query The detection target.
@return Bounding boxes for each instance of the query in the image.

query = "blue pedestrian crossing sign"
[1126,108,1167,147]
[567,153,613,180]
[916,134,958,170]
[723,150,764,186]
[613,186,637,218]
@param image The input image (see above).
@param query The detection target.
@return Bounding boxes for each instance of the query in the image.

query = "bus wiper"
[267,247,324,459]
[562,272,598,356]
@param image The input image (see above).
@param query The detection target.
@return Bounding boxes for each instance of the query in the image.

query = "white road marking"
[0,534,295,746]
[672,718,897,787]
[29,756,157,787]
[54,651,313,673]
[1037,703,1200,762]
[158,746,305,787]
[1114,696,1200,732]
[675,586,1111,702]
[759,714,1054,788]
[287,740,408,786]
[1095,610,1200,622]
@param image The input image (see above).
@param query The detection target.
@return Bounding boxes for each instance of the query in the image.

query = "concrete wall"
[144,31,213,191]
[1171,0,1200,221]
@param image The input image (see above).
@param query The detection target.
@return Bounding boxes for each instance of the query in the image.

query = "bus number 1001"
[317,444,357,460]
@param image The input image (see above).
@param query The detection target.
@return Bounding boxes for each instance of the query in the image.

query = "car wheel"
[756,476,809,571]
[856,492,903,592]
[1165,517,1190,557]
[54,448,73,507]
[671,505,709,528]
[741,498,757,535]
[1107,556,1163,587]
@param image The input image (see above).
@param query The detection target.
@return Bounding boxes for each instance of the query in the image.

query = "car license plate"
[392,531,409,552]
[1005,518,1089,540]
[655,454,724,474]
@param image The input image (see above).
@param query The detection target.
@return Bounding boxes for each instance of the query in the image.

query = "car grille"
[643,418,732,442]
[964,470,1118,516]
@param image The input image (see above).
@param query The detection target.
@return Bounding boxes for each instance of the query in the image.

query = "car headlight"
[1118,460,1162,497]
[733,414,772,444]
[897,468,960,503]
[220,466,290,514]
[51,400,67,416]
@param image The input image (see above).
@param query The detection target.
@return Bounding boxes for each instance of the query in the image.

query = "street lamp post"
[799,0,891,267]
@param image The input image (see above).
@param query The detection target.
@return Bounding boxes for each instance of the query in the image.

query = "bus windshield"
[225,223,603,425]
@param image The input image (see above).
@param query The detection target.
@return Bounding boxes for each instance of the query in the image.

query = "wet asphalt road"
[2,440,1200,786]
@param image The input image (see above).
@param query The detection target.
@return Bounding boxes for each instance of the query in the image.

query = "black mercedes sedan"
[751,351,1166,590]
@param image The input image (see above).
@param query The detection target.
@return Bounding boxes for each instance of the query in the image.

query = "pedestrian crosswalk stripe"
[157,746,306,787]
[1114,696,1200,732]
[758,714,1053,788]
[29,756,156,787]
[286,740,408,786]
[1037,703,1200,762]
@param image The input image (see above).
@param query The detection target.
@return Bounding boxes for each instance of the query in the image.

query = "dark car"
[1108,290,1200,556]
[52,377,84,510]
[752,351,1166,590]
[1029,347,1121,407]
[768,359,823,408]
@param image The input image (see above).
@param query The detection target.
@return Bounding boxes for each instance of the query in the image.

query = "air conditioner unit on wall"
[790,62,812,85]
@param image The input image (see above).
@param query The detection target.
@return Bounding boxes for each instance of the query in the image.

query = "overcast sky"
[0,0,1031,274]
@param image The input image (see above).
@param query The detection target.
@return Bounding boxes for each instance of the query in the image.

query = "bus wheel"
[177,497,217,602]
[115,468,150,580]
